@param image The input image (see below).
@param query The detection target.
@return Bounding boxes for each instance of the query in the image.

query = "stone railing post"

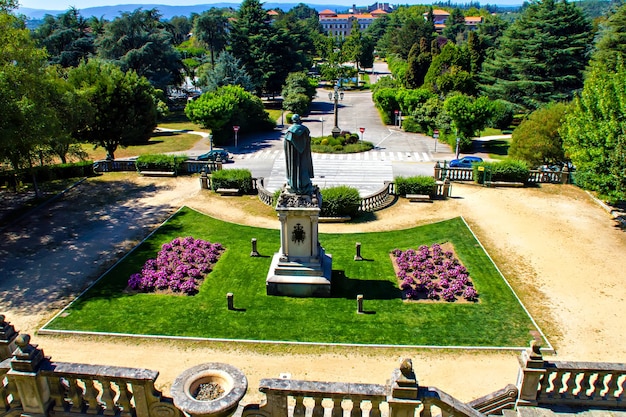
[561,166,569,184]
[0,315,18,361]
[8,334,53,416]
[388,359,421,417]
[434,161,441,180]
[200,169,210,189]
[516,340,546,407]
[443,178,451,198]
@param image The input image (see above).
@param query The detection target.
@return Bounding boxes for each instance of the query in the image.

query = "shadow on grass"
[331,270,401,300]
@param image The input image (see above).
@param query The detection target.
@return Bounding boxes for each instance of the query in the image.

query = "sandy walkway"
[1,176,625,404]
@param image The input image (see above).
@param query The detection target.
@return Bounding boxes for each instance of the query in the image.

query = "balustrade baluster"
[563,372,577,400]
[616,374,626,402]
[605,373,621,401]
[293,395,306,417]
[350,397,363,417]
[83,378,101,414]
[47,376,69,412]
[592,372,608,400]
[66,377,86,412]
[100,378,119,415]
[331,396,343,417]
[0,372,9,410]
[538,371,554,399]
[420,401,432,417]
[311,396,324,417]
[551,371,565,400]
[578,373,592,399]
[116,380,134,416]
[370,399,382,417]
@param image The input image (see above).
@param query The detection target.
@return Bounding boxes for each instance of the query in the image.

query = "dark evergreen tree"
[96,8,184,91]
[165,15,192,46]
[443,8,467,42]
[480,0,592,110]
[424,42,475,95]
[590,3,626,72]
[197,51,254,92]
[388,16,435,59]
[193,9,228,67]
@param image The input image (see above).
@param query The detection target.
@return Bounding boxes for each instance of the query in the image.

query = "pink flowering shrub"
[128,237,224,295]
[392,243,479,302]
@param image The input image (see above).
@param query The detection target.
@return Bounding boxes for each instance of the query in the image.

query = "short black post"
[357,294,364,314]
[354,242,363,261]
[227,292,234,310]
[250,238,260,257]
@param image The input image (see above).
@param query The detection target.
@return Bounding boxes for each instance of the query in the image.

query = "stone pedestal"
[266,189,332,297]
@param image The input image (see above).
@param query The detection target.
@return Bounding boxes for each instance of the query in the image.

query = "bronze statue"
[284,114,314,195]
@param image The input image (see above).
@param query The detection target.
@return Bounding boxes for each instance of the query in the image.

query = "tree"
[343,20,363,71]
[281,71,317,115]
[166,15,192,46]
[32,8,95,68]
[560,61,626,202]
[197,51,254,92]
[67,60,157,160]
[509,102,568,167]
[443,94,492,151]
[405,41,431,88]
[96,8,183,91]
[193,9,228,67]
[443,8,467,42]
[0,11,53,195]
[481,0,592,111]
[590,3,626,72]
[185,85,275,144]
[388,15,435,59]
[424,42,476,95]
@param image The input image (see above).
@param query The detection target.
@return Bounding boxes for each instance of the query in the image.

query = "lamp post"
[320,117,325,137]
[328,83,344,137]
[233,125,240,149]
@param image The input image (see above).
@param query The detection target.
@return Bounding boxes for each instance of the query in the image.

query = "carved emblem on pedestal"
[292,224,305,244]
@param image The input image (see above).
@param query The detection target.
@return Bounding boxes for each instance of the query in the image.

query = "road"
[192,64,456,196]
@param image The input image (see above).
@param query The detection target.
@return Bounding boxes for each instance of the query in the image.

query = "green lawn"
[44,208,543,347]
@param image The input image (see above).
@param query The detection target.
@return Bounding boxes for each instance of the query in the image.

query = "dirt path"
[1,175,625,404]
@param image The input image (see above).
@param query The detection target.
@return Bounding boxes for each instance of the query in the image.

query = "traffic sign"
[433,129,439,139]
[233,125,240,132]
[359,127,365,133]
[394,110,399,114]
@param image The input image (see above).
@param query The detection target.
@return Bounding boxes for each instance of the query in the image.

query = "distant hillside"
[18,3,352,20]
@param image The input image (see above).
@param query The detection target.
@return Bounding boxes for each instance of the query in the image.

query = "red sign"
[233,126,240,132]
[434,129,439,134]
[394,110,399,114]
[359,127,365,133]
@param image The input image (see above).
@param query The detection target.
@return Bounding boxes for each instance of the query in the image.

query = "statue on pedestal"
[284,114,314,195]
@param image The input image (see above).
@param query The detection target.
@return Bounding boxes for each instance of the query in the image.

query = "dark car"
[449,156,483,168]
[196,149,231,163]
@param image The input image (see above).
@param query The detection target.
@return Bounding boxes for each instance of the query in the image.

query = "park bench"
[405,193,432,203]
[138,171,176,177]
[216,188,241,196]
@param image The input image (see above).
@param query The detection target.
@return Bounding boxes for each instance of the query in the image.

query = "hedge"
[320,185,361,217]
[473,160,529,184]
[0,161,95,185]
[135,154,187,173]
[211,169,253,194]
[395,176,437,196]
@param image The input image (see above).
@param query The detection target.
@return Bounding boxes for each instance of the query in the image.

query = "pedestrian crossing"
[263,153,394,197]
[233,150,432,163]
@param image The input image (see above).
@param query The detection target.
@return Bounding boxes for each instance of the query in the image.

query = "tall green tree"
[443,8,467,42]
[424,42,476,95]
[343,20,364,71]
[388,15,435,60]
[509,102,568,167]
[165,15,192,46]
[481,0,592,111]
[444,94,492,151]
[560,61,626,202]
[197,51,254,92]
[590,3,626,72]
[281,71,317,115]
[96,8,183,91]
[67,60,157,160]
[33,8,95,68]
[193,9,228,67]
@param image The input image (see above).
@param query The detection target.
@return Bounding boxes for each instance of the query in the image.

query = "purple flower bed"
[128,236,224,295]
[392,243,479,302]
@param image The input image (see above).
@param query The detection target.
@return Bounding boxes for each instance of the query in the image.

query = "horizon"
[18,0,522,15]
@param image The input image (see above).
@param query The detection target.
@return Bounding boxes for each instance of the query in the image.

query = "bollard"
[250,238,260,257]
[200,169,209,190]
[354,242,363,261]
[227,293,234,310]
[357,294,364,314]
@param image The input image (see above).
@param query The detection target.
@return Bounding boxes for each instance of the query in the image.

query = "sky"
[19,0,389,10]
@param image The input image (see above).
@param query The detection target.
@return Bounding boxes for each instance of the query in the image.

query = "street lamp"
[233,125,240,149]
[328,83,344,137]
[320,117,325,137]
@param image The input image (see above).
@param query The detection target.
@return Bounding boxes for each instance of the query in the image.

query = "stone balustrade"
[359,181,396,212]
[2,316,626,417]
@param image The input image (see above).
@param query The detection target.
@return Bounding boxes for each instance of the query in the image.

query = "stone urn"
[171,363,248,417]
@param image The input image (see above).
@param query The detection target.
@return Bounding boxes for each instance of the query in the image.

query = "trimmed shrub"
[395,176,437,196]
[136,154,186,173]
[473,160,529,184]
[320,185,361,217]
[211,168,253,193]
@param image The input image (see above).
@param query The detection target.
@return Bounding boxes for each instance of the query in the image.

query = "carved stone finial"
[530,339,543,360]
[391,358,418,399]
[11,333,46,372]
[0,314,5,324]
[16,333,30,348]
[400,358,413,377]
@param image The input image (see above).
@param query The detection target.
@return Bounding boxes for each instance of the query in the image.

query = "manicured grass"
[44,208,542,347]
[82,132,203,160]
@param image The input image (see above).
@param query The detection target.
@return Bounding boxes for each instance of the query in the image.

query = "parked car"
[449,156,483,168]
[196,149,231,163]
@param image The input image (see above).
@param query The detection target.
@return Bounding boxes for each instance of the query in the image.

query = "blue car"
[449,156,483,168]
[196,149,231,163]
